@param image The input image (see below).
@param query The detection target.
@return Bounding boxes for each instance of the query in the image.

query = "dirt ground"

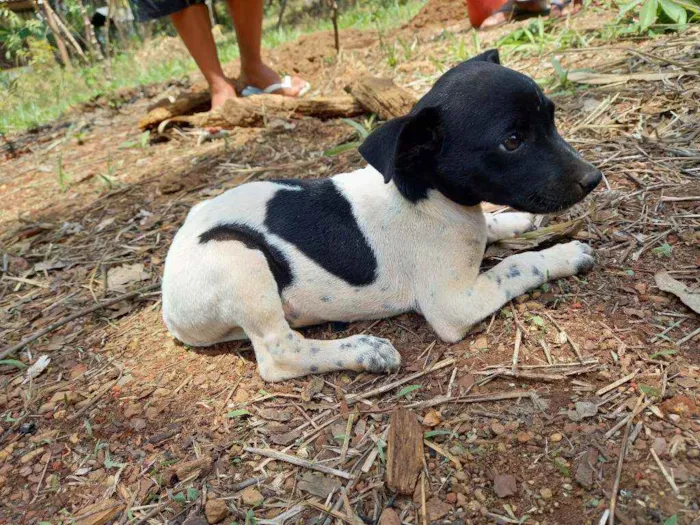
[1,1,699,524]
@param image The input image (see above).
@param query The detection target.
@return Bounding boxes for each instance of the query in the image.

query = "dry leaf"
[655,271,700,315]
[107,263,150,292]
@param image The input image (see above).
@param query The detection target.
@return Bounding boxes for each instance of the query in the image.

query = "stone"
[240,486,264,506]
[540,488,553,499]
[493,474,517,498]
[491,422,506,435]
[378,507,400,525]
[204,499,229,524]
[446,492,458,504]
[426,497,452,521]
[456,493,468,507]
[517,431,533,443]
[550,433,563,442]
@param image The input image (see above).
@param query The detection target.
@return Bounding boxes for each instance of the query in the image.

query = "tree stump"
[386,407,424,495]
[346,76,418,120]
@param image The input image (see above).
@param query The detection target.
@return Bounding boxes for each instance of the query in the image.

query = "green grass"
[0,0,425,134]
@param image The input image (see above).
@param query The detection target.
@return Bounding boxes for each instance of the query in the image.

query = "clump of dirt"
[405,0,470,29]
[269,28,378,80]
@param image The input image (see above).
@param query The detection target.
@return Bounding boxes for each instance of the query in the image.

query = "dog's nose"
[577,169,602,194]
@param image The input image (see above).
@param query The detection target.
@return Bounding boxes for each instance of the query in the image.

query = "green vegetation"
[0,0,424,134]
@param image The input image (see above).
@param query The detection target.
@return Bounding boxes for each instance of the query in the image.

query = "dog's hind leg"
[236,264,401,382]
[485,212,536,243]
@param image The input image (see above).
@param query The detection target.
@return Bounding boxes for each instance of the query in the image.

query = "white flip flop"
[240,75,311,97]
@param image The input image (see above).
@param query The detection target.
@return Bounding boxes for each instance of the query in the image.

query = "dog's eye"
[500,134,523,152]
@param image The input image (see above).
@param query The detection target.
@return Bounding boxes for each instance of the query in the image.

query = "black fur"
[198,223,293,292]
[359,49,602,212]
[265,179,378,286]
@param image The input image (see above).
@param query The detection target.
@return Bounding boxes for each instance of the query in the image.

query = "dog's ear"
[359,106,442,195]
[468,49,500,65]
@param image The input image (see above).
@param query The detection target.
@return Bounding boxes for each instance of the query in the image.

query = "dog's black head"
[359,49,601,213]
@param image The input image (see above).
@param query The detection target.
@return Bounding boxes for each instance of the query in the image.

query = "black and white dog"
[162,50,601,382]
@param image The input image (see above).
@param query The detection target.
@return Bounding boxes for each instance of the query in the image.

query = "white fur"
[162,166,594,381]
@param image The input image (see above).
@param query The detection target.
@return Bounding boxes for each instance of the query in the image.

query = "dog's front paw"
[353,336,401,374]
[547,241,596,278]
[509,212,538,236]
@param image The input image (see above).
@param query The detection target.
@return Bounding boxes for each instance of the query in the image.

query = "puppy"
[162,49,601,382]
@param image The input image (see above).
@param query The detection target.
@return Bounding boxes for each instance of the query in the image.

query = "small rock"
[652,437,667,457]
[182,512,209,525]
[378,507,400,525]
[474,488,486,503]
[446,492,458,504]
[456,493,468,508]
[423,410,441,427]
[472,337,488,350]
[517,431,533,443]
[130,418,147,431]
[493,474,517,498]
[491,422,505,435]
[540,488,553,499]
[660,396,697,418]
[38,402,56,415]
[426,497,452,521]
[575,449,598,488]
[687,449,699,459]
[240,486,264,506]
[550,433,563,443]
[204,499,229,524]
[297,472,341,498]
[568,401,598,421]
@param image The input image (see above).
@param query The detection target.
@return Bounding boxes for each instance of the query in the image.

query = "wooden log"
[138,89,212,130]
[164,95,364,130]
[346,76,417,120]
[386,407,424,495]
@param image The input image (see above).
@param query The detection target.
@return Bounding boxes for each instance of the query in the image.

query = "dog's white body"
[163,166,593,381]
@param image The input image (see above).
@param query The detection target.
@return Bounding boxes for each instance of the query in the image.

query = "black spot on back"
[198,223,293,292]
[265,179,378,286]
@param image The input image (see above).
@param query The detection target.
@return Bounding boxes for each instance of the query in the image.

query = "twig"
[543,313,585,362]
[244,447,355,480]
[609,394,644,525]
[0,283,160,359]
[344,358,455,405]
[649,448,680,495]
[67,377,120,421]
[511,328,522,375]
[420,471,427,525]
[539,338,553,365]
[407,389,534,409]
[604,398,653,439]
[596,370,639,397]
[677,326,700,346]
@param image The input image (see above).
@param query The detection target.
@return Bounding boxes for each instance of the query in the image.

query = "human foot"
[479,0,549,28]
[210,78,237,110]
[550,0,582,17]
[238,62,307,97]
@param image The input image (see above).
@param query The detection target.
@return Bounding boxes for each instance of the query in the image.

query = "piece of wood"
[138,90,212,129]
[346,76,417,120]
[386,407,424,495]
[74,498,124,525]
[243,447,355,480]
[182,95,364,129]
[140,93,364,130]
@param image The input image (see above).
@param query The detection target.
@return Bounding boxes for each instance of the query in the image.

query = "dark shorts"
[135,0,205,21]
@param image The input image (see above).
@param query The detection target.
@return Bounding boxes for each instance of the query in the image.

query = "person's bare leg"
[171,4,236,109]
[226,0,306,96]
